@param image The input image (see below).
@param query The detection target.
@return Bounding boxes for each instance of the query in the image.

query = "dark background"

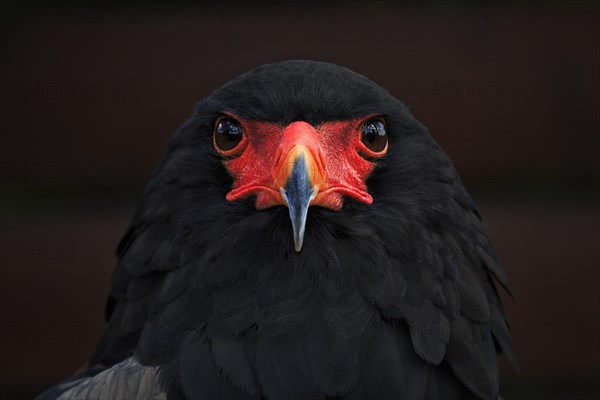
[1,1,598,399]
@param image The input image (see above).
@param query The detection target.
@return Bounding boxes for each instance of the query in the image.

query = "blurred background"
[1,1,598,399]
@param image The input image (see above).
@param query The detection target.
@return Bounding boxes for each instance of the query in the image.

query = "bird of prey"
[37,60,517,400]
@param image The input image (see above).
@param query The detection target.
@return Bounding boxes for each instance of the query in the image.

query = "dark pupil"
[215,118,243,151]
[217,119,242,140]
[361,120,387,153]
[365,122,381,142]
[365,121,385,141]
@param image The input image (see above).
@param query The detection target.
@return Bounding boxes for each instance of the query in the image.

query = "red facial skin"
[214,113,388,211]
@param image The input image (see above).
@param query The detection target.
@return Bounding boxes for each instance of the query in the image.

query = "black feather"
[38,60,516,400]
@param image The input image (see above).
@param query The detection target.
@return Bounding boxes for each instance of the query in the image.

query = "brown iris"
[361,118,388,153]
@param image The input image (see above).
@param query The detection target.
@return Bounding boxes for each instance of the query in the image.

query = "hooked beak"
[280,149,318,252]
[272,122,326,252]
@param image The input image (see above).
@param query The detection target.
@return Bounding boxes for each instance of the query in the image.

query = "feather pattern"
[36,357,166,400]
[38,60,515,400]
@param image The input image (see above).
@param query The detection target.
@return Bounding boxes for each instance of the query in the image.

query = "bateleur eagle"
[37,60,517,400]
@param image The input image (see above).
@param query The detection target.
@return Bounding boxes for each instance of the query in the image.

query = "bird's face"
[214,113,388,251]
[155,60,434,256]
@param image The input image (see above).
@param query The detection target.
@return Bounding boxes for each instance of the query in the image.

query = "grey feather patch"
[56,357,166,400]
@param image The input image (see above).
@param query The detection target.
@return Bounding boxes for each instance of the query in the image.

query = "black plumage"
[38,60,516,400]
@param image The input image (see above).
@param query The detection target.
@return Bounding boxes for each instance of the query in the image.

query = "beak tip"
[293,225,304,252]
[282,153,317,254]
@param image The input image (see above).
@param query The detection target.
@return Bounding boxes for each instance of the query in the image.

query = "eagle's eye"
[214,117,244,152]
[361,119,388,153]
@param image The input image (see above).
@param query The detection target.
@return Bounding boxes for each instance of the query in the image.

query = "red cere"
[217,114,387,211]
